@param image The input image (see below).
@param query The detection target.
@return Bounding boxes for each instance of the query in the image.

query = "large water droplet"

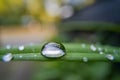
[90,44,96,51]
[83,57,88,62]
[2,53,13,62]
[18,45,24,51]
[106,54,114,61]
[41,42,66,58]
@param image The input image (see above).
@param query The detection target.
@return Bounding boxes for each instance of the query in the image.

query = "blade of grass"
[0,43,119,54]
[0,43,120,62]
[0,53,120,62]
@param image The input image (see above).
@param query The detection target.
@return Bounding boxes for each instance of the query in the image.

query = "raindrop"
[90,44,96,51]
[83,57,88,62]
[41,42,66,58]
[2,53,13,62]
[18,45,24,51]
[106,54,114,61]
[6,45,11,49]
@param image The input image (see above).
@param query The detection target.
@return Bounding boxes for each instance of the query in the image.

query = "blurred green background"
[0,0,120,80]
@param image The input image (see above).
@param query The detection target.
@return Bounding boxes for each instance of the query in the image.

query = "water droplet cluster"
[1,42,119,62]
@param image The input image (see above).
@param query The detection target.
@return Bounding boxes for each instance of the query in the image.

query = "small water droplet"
[106,54,114,61]
[83,57,88,62]
[34,54,37,57]
[41,42,66,58]
[90,44,96,51]
[19,55,23,58]
[18,45,24,51]
[99,52,104,54]
[2,53,13,62]
[6,45,11,49]
[81,44,86,48]
[98,47,103,52]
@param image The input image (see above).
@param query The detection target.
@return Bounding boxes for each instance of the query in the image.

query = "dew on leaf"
[34,54,37,57]
[19,55,23,58]
[106,54,114,61]
[99,52,104,55]
[81,43,86,48]
[98,47,103,52]
[41,42,66,58]
[83,57,88,62]
[90,44,96,51]
[2,53,13,62]
[18,45,24,51]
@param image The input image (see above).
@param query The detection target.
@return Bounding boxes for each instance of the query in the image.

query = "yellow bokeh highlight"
[40,12,60,23]
[26,0,60,23]
[0,0,95,23]
[7,0,23,7]
[0,0,8,13]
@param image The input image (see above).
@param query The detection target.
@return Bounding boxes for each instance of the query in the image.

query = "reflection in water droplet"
[83,57,88,62]
[2,53,13,62]
[106,54,114,60]
[90,45,96,51]
[41,42,66,58]
[81,44,86,48]
[6,45,11,49]
[18,45,24,51]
